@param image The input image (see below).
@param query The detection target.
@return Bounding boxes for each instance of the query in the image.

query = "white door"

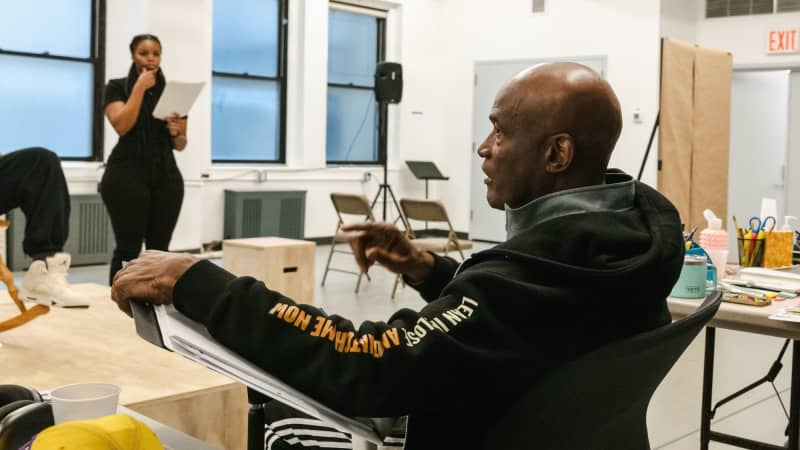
[470,58,606,242]
[727,70,790,251]
[786,71,800,221]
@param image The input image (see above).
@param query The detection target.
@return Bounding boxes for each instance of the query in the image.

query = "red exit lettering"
[768,29,799,53]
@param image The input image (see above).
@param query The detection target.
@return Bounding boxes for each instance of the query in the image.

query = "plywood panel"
[658,38,697,226]
[658,38,733,231]
[691,47,733,231]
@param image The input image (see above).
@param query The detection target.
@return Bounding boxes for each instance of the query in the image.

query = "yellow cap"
[32,414,164,450]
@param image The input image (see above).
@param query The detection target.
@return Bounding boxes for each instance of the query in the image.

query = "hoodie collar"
[505,171,635,240]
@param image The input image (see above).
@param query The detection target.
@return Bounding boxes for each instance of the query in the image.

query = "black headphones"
[0,385,53,450]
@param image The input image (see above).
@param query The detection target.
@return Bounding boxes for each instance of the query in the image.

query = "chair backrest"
[399,199,449,223]
[484,291,722,450]
[330,193,375,223]
[399,198,456,237]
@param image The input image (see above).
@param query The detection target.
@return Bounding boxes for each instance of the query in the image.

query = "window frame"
[211,0,289,164]
[325,4,387,166]
[0,0,106,161]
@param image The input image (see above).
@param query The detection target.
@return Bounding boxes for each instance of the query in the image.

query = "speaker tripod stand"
[369,101,407,228]
[370,175,404,226]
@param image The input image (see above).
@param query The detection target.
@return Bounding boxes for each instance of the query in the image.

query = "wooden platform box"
[222,237,316,305]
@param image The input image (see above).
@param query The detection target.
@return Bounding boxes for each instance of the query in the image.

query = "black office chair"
[484,290,722,450]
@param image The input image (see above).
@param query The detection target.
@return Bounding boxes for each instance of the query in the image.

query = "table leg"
[701,327,716,450]
[788,341,800,450]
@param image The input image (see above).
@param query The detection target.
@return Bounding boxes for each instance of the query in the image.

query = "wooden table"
[669,296,800,450]
[0,283,248,450]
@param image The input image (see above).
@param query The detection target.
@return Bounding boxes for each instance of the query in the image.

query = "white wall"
[660,0,698,43]
[697,9,800,66]
[61,0,666,251]
[431,0,664,225]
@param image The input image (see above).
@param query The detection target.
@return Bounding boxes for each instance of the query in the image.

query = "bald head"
[509,63,621,174]
[478,63,623,208]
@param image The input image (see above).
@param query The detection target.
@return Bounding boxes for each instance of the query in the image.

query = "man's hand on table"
[111,250,200,317]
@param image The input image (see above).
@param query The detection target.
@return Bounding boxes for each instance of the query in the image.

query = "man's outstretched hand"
[341,222,434,283]
[111,250,200,317]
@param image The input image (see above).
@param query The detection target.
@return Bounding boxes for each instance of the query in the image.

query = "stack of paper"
[138,304,382,443]
[738,268,800,294]
[769,307,800,323]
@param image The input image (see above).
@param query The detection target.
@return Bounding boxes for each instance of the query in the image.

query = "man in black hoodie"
[111,62,684,450]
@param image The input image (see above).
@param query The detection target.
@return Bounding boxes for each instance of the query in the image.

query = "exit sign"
[767,28,799,54]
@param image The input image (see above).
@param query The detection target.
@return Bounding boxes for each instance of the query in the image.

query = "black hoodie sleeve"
[402,252,460,302]
[172,260,527,418]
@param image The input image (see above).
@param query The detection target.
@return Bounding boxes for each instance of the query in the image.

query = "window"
[326,3,387,164]
[212,0,288,162]
[0,0,104,160]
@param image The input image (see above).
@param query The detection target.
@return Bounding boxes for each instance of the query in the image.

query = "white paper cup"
[50,383,120,424]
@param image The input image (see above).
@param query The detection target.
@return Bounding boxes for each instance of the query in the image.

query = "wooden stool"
[0,219,49,333]
[223,237,316,305]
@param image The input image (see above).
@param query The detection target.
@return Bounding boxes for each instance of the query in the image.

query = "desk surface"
[0,283,235,402]
[668,295,800,339]
[0,283,247,449]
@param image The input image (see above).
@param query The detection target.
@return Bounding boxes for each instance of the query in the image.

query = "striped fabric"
[262,403,407,450]
[265,417,352,449]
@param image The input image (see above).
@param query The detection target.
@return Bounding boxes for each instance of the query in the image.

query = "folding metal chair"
[392,199,472,299]
[321,193,376,293]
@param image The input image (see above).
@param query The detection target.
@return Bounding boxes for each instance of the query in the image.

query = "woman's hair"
[129,34,162,54]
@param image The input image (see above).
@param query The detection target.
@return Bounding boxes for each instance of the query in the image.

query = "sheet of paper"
[768,309,800,323]
[153,305,382,443]
[152,81,204,119]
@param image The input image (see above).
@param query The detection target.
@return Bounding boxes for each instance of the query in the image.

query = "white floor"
[5,242,797,449]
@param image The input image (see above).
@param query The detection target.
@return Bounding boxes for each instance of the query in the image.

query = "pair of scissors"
[748,216,777,234]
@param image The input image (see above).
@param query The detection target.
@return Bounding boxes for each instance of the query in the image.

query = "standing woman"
[101,34,188,284]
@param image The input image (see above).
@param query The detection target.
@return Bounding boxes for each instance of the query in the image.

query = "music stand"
[405,161,449,199]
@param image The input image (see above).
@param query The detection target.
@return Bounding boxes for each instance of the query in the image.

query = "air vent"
[778,0,800,12]
[532,0,546,13]
[6,194,115,270]
[224,190,306,240]
[707,0,775,17]
[279,198,304,238]
[78,202,110,255]
[242,199,263,238]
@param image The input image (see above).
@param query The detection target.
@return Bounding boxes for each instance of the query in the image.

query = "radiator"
[224,190,306,240]
[6,194,116,271]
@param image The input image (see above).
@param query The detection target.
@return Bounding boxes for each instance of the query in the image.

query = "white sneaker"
[21,253,90,308]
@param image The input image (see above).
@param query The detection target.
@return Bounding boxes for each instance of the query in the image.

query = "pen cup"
[738,236,765,268]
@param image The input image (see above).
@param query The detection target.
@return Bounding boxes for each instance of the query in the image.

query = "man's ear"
[544,134,574,174]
